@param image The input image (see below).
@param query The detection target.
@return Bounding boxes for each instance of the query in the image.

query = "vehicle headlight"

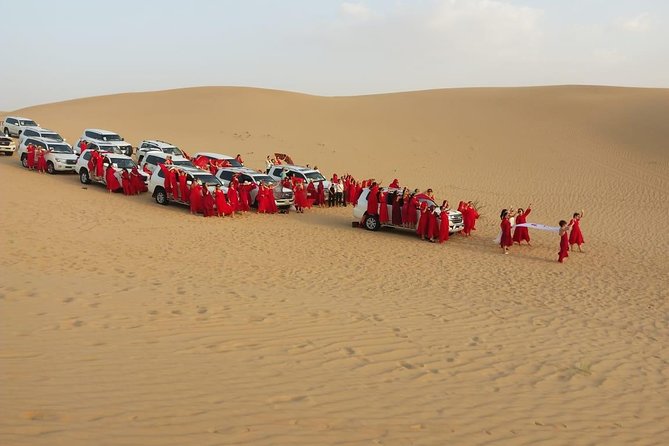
[55,157,65,162]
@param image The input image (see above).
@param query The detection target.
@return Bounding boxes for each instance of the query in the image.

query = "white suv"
[75,149,148,187]
[0,135,16,156]
[353,187,464,233]
[17,137,77,173]
[74,128,132,156]
[136,140,184,163]
[267,164,330,189]
[3,116,39,137]
[149,165,223,208]
[139,151,193,174]
[18,127,64,145]
[215,167,294,209]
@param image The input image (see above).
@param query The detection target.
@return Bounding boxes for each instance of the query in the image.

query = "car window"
[24,129,36,137]
[83,151,92,160]
[85,131,94,138]
[157,169,165,178]
[239,174,253,183]
[146,155,159,165]
[273,167,283,176]
[218,170,233,181]
[20,120,38,126]
[7,118,16,125]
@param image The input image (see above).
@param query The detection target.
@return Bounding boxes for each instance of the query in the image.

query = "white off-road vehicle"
[353,187,464,233]
[136,140,184,164]
[0,135,16,156]
[75,149,148,188]
[17,137,77,173]
[148,165,224,209]
[74,129,132,156]
[139,151,193,174]
[215,167,294,209]
[18,127,64,144]
[268,164,331,200]
[2,116,39,137]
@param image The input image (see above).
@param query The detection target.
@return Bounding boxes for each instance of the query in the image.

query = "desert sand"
[1,86,668,445]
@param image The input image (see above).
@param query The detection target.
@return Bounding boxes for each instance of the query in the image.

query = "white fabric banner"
[515,222,560,232]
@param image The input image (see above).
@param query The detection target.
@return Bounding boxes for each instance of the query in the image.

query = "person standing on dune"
[569,210,585,252]
[513,205,532,245]
[558,220,572,263]
[500,209,513,254]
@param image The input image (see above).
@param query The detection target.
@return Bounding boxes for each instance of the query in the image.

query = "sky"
[1,0,667,110]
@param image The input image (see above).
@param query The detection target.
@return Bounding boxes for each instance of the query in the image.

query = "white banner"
[515,222,560,232]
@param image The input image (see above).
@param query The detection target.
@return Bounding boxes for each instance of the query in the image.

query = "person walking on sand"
[513,204,532,245]
[500,209,513,254]
[569,210,585,252]
[558,220,572,263]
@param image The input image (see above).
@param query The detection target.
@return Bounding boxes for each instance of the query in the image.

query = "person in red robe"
[164,155,173,165]
[426,206,440,242]
[179,171,189,204]
[214,185,233,217]
[306,181,317,205]
[227,182,239,213]
[499,209,513,254]
[168,168,178,199]
[26,144,36,170]
[267,185,278,214]
[294,182,308,213]
[366,183,379,216]
[158,163,173,196]
[121,169,133,195]
[378,189,389,224]
[202,187,215,217]
[439,202,450,243]
[235,154,244,165]
[569,210,585,252]
[317,181,326,207]
[105,165,121,192]
[257,184,268,214]
[131,167,146,194]
[407,193,419,228]
[391,193,402,225]
[189,181,202,214]
[558,220,572,262]
[238,182,254,212]
[512,205,532,245]
[389,178,400,188]
[79,140,88,154]
[468,201,479,231]
[36,148,47,173]
[416,201,429,239]
[142,163,152,176]
[88,149,97,174]
[95,152,104,178]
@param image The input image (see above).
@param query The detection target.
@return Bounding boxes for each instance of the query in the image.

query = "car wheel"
[47,162,55,174]
[155,188,169,205]
[80,169,91,184]
[21,154,28,168]
[364,214,380,231]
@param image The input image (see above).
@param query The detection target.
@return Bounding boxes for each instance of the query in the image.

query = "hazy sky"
[1,0,667,110]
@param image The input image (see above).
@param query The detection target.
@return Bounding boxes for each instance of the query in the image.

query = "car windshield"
[110,158,136,169]
[48,144,73,154]
[305,171,326,182]
[163,147,183,155]
[194,173,221,186]
[100,134,122,142]
[42,133,63,141]
[20,120,38,126]
[227,159,242,167]
[253,175,275,184]
[174,160,194,167]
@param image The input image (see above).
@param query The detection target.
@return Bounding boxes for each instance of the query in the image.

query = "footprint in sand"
[62,297,74,303]
[197,306,208,314]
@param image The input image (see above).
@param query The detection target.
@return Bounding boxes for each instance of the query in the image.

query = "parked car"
[215,167,294,209]
[267,164,331,199]
[148,165,223,208]
[0,135,16,156]
[18,127,64,144]
[136,140,184,164]
[75,149,148,187]
[139,151,193,174]
[353,187,464,233]
[191,152,242,168]
[3,116,39,137]
[74,129,132,156]
[17,137,77,173]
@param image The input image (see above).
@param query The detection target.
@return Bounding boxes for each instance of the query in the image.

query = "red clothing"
[378,191,389,223]
[500,218,513,247]
[179,175,189,203]
[159,163,173,195]
[215,190,232,216]
[513,208,532,243]
[227,185,239,211]
[427,210,439,240]
[236,155,243,165]
[105,166,121,192]
[367,186,379,215]
[439,211,450,243]
[36,151,47,172]
[558,231,570,262]
[121,170,133,195]
[391,197,402,225]
[294,185,308,209]
[88,150,97,174]
[569,219,584,245]
[203,189,215,217]
[307,182,317,203]
[131,168,146,193]
[389,179,400,188]
[317,182,325,205]
[239,183,254,212]
[189,184,202,213]
[463,206,479,235]
[168,169,178,198]
[416,205,429,238]
[26,145,35,169]
[406,196,419,226]
[95,154,104,177]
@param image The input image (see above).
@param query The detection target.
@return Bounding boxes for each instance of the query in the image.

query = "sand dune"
[1,86,668,445]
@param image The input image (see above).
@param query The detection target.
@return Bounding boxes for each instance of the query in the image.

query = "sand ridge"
[1,86,668,445]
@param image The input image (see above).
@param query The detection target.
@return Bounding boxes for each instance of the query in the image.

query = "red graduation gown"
[416,206,429,238]
[558,232,570,262]
[391,197,402,225]
[569,219,584,245]
[378,192,389,223]
[500,218,513,247]
[95,155,104,178]
[37,151,46,172]
[439,211,450,243]
[427,210,439,239]
[179,175,189,203]
[26,146,35,169]
[227,185,239,211]
[367,186,379,215]
[105,166,121,192]
[215,190,231,216]
[512,208,531,243]
[121,170,132,195]
[203,189,215,217]
[189,184,202,213]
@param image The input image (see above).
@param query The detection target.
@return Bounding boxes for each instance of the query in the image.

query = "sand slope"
[1,86,668,445]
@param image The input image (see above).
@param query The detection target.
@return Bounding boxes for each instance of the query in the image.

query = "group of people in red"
[498,206,585,262]
[361,180,481,245]
[23,143,49,173]
[85,149,148,195]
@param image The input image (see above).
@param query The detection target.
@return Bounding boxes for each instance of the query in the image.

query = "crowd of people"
[22,143,49,173]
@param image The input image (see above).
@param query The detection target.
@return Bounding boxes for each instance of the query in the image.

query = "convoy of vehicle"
[3,115,465,241]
